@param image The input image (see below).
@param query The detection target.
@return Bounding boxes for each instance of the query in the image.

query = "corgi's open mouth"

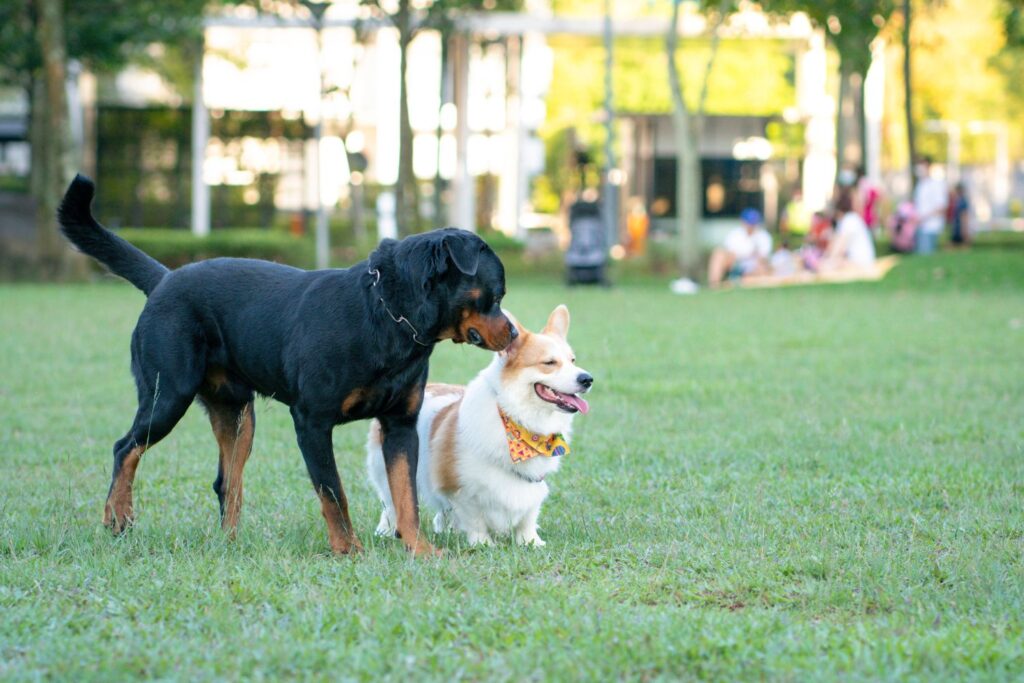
[535,383,589,414]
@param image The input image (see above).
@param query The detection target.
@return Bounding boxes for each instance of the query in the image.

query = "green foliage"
[0,0,221,89]
[761,0,896,75]
[116,228,315,269]
[1,240,1023,678]
[538,34,795,211]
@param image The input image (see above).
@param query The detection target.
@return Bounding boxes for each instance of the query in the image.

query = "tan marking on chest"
[341,388,367,415]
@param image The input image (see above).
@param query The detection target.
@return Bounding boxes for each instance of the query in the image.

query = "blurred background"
[2,0,1023,279]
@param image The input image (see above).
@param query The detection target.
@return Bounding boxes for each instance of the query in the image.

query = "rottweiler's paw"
[103,503,134,535]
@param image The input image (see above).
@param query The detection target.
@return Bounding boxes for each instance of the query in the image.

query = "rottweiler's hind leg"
[105,316,205,534]
[105,390,194,534]
[204,399,255,534]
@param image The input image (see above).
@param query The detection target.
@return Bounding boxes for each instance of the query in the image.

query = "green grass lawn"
[2,240,1023,680]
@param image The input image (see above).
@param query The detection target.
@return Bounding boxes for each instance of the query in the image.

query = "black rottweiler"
[58,175,514,556]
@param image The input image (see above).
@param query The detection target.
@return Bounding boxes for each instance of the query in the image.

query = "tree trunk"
[33,0,73,278]
[395,0,419,236]
[903,0,917,190]
[836,59,847,170]
[667,0,727,278]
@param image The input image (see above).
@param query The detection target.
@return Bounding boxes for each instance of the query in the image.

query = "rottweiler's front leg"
[380,415,439,557]
[292,407,363,555]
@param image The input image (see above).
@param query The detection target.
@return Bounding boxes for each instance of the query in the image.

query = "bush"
[117,228,315,269]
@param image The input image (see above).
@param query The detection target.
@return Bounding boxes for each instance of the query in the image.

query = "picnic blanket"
[735,255,900,290]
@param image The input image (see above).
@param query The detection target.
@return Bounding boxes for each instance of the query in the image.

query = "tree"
[761,0,896,170]
[666,0,730,277]
[902,0,915,188]
[361,0,520,236]
[0,0,211,277]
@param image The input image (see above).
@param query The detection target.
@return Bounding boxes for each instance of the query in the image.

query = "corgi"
[366,304,592,547]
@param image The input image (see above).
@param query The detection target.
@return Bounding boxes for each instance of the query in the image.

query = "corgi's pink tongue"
[564,394,590,414]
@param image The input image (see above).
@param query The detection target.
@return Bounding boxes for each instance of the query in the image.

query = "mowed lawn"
[2,241,1023,681]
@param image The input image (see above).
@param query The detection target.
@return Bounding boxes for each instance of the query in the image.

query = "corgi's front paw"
[374,508,397,537]
[515,531,546,547]
[466,531,494,546]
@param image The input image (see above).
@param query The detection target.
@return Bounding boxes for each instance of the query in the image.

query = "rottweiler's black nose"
[577,372,593,389]
[508,321,519,340]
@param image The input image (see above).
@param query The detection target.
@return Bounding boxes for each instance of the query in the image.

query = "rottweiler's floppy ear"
[542,304,570,339]
[442,232,481,276]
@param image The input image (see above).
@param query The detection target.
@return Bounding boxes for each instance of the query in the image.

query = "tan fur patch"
[104,445,144,533]
[203,367,229,393]
[500,330,562,381]
[458,309,513,350]
[430,400,462,494]
[341,388,366,415]
[317,489,362,555]
[208,402,255,533]
[385,453,439,556]
[406,387,424,415]
[426,383,465,399]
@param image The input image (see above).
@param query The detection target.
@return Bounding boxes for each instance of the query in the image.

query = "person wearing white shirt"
[823,188,876,270]
[913,156,947,254]
[708,208,772,288]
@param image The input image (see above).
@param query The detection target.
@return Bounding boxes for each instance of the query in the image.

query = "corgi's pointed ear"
[542,304,570,339]
[498,309,527,357]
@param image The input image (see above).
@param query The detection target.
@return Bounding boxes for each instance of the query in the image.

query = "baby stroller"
[565,200,609,285]
[889,201,917,254]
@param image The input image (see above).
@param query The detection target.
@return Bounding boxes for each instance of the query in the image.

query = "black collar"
[368,267,433,347]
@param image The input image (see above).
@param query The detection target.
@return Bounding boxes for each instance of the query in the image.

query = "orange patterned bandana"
[499,410,570,463]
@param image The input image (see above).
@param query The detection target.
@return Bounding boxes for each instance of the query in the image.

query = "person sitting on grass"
[708,208,772,288]
[820,187,876,271]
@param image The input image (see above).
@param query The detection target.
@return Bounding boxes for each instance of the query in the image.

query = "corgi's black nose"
[577,372,593,389]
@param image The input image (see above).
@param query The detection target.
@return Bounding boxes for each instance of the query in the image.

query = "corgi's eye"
[542,359,557,366]
[571,357,576,364]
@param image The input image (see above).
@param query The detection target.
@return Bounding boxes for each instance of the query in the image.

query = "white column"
[797,31,835,212]
[452,33,475,232]
[191,47,210,237]
[863,38,885,183]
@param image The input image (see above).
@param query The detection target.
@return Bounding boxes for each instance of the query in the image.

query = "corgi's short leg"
[451,503,492,545]
[465,529,494,546]
[375,505,397,537]
[366,420,397,537]
[514,505,546,547]
[432,508,454,534]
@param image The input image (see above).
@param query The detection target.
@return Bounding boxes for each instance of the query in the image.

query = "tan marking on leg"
[203,367,229,393]
[386,454,439,557]
[104,445,144,533]
[430,400,462,494]
[406,386,424,415]
[209,402,255,534]
[317,489,363,555]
